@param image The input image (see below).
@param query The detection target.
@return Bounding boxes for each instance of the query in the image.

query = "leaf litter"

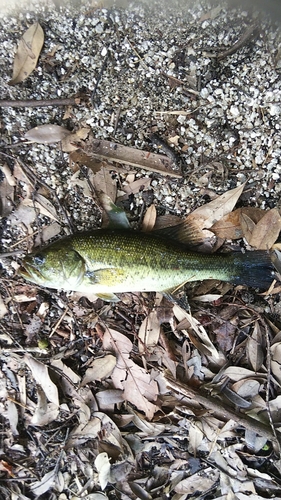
[1,1,281,499]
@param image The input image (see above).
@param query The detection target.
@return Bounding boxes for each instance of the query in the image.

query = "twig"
[164,374,280,444]
[91,54,109,106]
[217,23,260,60]
[0,251,25,258]
[0,97,80,108]
[49,307,69,338]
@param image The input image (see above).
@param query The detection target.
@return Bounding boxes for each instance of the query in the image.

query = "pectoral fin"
[84,267,126,286]
[95,293,120,302]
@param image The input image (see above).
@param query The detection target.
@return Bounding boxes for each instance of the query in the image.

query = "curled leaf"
[9,22,44,85]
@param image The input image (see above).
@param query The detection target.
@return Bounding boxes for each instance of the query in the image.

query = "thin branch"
[217,23,260,60]
[164,374,280,444]
[0,97,80,108]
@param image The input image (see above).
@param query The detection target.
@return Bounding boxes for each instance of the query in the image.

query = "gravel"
[0,0,281,248]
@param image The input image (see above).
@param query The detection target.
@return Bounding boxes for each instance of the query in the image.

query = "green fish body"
[19,229,274,296]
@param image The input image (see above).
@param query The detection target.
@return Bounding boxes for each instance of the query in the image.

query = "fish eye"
[33,254,46,266]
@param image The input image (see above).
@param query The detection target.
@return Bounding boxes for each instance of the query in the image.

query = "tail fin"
[229,251,276,289]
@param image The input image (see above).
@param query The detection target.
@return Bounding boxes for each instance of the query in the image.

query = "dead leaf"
[175,468,219,494]
[142,205,157,232]
[138,310,161,354]
[173,305,221,361]
[270,342,281,386]
[246,321,264,372]
[22,194,60,221]
[241,208,281,249]
[199,5,222,21]
[9,22,44,85]
[61,127,91,152]
[211,207,266,240]
[67,417,101,447]
[87,139,182,177]
[185,183,245,243]
[0,296,8,319]
[24,124,70,144]
[95,452,111,490]
[6,400,18,436]
[96,389,124,410]
[0,164,15,217]
[30,468,63,496]
[103,328,158,419]
[93,166,117,203]
[223,366,265,382]
[34,222,62,246]
[30,385,59,426]
[81,355,116,386]
[215,320,237,352]
[121,177,151,196]
[24,354,59,406]
[69,149,104,173]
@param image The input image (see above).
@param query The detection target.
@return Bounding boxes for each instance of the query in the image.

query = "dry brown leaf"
[215,320,237,352]
[131,410,166,435]
[61,127,91,152]
[231,379,261,399]
[103,328,158,419]
[199,5,222,20]
[0,165,15,217]
[69,150,104,173]
[81,355,116,386]
[34,222,62,246]
[246,321,264,372]
[0,296,8,319]
[138,310,161,354]
[121,177,151,196]
[24,354,59,406]
[210,208,242,240]
[185,183,245,243]
[270,342,281,386]
[96,389,124,409]
[241,208,281,249]
[142,204,157,232]
[211,207,265,240]
[188,422,204,454]
[223,366,265,382]
[173,304,221,361]
[30,386,59,426]
[87,138,182,177]
[93,166,117,203]
[24,124,70,144]
[6,400,18,436]
[68,417,101,447]
[9,22,44,85]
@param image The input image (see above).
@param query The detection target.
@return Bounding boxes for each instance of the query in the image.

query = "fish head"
[19,244,86,290]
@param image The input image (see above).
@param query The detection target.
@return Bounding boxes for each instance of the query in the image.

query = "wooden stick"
[164,374,280,443]
[0,97,80,108]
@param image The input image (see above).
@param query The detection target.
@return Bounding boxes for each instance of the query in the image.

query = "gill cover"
[20,245,86,290]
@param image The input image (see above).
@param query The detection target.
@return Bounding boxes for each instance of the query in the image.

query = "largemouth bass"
[19,229,275,297]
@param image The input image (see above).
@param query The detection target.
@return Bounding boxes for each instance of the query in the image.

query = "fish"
[19,228,276,300]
